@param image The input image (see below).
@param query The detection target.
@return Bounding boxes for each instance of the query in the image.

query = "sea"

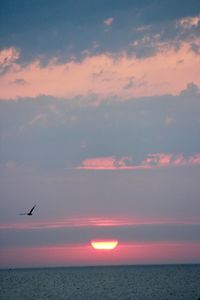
[0,264,200,300]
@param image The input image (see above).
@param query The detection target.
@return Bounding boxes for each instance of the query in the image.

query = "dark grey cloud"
[0,83,200,169]
[0,0,199,63]
[1,223,200,248]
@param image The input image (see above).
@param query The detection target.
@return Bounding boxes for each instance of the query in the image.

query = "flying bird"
[19,205,36,216]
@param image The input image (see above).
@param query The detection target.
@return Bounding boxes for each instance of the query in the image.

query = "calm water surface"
[0,264,200,300]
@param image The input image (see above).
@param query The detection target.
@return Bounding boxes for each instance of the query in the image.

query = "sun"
[91,240,118,250]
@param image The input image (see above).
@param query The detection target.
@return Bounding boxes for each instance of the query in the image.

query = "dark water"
[0,264,200,300]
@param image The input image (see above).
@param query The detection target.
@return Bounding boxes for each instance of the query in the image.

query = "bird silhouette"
[19,205,36,216]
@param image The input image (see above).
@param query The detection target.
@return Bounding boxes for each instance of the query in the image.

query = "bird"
[19,205,36,216]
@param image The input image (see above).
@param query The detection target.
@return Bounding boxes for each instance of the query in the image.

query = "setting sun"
[91,240,119,250]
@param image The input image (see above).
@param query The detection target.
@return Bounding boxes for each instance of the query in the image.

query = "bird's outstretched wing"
[28,205,36,214]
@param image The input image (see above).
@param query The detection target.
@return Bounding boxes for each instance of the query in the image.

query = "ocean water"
[0,264,200,300]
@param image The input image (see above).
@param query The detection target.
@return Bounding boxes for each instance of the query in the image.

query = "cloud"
[0,82,200,169]
[1,222,200,250]
[0,47,20,67]
[0,216,136,230]
[0,47,20,75]
[103,17,114,26]
[0,38,200,100]
[164,115,176,126]
[77,156,131,170]
[77,153,200,170]
[1,215,199,231]
[1,158,200,254]
[9,78,28,85]
[28,113,47,126]
[0,161,36,174]
[131,13,200,59]
[0,161,18,171]
[177,14,200,29]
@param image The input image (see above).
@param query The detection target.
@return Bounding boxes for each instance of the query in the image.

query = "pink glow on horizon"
[1,241,200,268]
[0,39,200,100]
[77,153,200,170]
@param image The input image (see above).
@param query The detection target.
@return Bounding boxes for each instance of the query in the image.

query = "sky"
[0,0,200,268]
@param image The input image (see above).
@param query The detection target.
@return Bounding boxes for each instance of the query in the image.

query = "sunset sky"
[0,0,200,268]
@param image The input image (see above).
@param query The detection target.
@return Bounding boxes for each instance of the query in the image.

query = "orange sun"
[91,240,118,250]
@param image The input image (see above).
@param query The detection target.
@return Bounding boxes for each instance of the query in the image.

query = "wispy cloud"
[28,113,47,126]
[9,78,28,85]
[1,215,200,231]
[0,47,20,67]
[103,17,114,26]
[0,47,20,75]
[177,14,200,29]
[164,115,176,126]
[0,216,135,230]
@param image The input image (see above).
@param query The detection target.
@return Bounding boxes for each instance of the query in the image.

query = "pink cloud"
[0,216,137,230]
[0,47,20,69]
[103,17,114,26]
[77,156,133,170]
[177,14,200,29]
[142,153,172,167]
[1,215,199,231]
[173,154,187,166]
[0,216,135,230]
[77,153,200,170]
[188,154,200,165]
[0,39,200,100]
